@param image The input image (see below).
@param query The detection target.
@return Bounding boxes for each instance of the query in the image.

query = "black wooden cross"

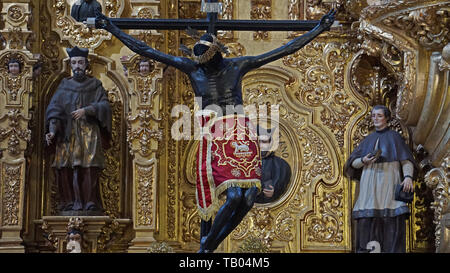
[95,0,320,34]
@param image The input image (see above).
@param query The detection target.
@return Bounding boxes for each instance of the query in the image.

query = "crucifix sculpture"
[89,0,336,253]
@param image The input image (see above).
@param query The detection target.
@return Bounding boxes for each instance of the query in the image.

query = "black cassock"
[255,151,292,204]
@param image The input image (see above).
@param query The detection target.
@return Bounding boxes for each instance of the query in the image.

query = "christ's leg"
[208,186,258,251]
[200,187,243,252]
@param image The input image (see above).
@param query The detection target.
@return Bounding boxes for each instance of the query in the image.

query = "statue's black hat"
[66,46,89,58]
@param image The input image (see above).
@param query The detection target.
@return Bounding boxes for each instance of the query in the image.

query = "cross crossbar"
[94,0,319,34]
[107,18,320,32]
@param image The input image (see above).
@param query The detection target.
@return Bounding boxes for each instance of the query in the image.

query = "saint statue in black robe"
[45,46,112,214]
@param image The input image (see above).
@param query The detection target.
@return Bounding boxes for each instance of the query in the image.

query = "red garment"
[196,113,261,220]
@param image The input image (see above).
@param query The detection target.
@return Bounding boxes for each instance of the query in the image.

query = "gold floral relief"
[425,156,450,252]
[0,109,31,157]
[1,163,23,226]
[99,88,123,218]
[380,4,450,50]
[127,108,163,157]
[7,4,27,24]
[229,207,295,252]
[135,68,163,107]
[303,186,345,248]
[180,192,202,243]
[135,160,156,227]
[283,41,360,148]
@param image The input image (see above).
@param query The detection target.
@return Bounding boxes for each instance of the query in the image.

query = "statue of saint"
[344,105,417,252]
[45,46,112,215]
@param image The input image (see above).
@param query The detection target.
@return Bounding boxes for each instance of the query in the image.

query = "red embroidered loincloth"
[195,112,261,221]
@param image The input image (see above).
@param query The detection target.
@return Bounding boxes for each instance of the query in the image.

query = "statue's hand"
[263,185,274,198]
[46,132,55,146]
[319,9,337,30]
[94,11,112,30]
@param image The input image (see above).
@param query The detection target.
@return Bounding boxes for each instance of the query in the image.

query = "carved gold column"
[0,0,36,252]
[424,43,450,253]
[122,52,164,252]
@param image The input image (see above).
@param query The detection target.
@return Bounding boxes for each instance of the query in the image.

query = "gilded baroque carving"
[225,42,246,58]
[298,127,333,186]
[1,164,22,226]
[411,173,435,250]
[381,4,449,50]
[274,210,295,242]
[218,0,234,40]
[179,0,204,19]
[283,41,359,148]
[97,219,121,252]
[305,0,353,21]
[165,7,179,239]
[127,109,163,157]
[135,66,163,106]
[99,88,123,218]
[4,27,26,50]
[306,187,344,244]
[147,241,175,253]
[245,84,282,106]
[51,0,124,49]
[250,0,272,41]
[237,235,269,253]
[39,2,61,83]
[67,217,85,232]
[41,220,59,250]
[0,52,35,107]
[180,192,201,243]
[0,109,31,156]
[7,5,26,23]
[231,207,295,248]
[136,162,155,227]
[425,156,450,252]
[349,50,398,106]
[287,0,305,38]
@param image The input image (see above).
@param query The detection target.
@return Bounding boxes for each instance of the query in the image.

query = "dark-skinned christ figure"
[93,9,336,252]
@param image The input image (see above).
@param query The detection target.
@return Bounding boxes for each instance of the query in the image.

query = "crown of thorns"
[179,27,230,64]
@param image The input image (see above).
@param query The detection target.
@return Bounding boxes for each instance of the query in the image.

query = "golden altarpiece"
[0,0,448,253]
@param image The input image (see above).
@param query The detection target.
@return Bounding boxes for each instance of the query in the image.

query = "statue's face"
[372,108,388,130]
[8,62,20,76]
[70,56,87,79]
[259,134,272,152]
[139,61,150,76]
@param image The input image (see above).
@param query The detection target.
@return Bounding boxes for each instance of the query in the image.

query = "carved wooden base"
[0,229,25,253]
[127,230,156,253]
